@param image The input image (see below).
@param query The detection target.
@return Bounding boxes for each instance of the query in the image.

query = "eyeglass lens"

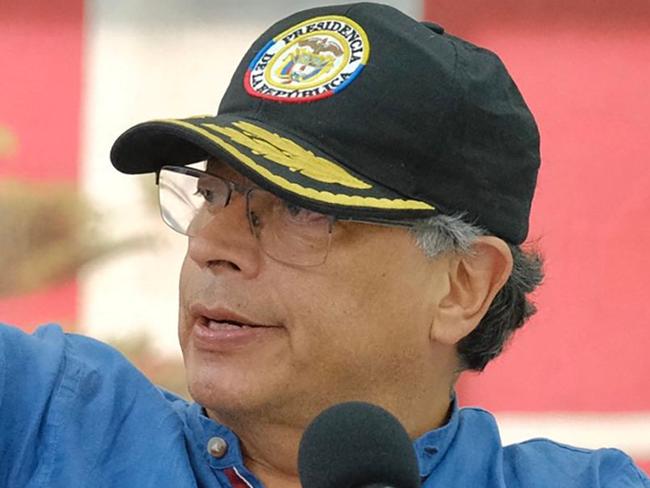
[158,166,333,266]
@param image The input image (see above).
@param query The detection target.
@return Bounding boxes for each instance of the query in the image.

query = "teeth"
[207,320,250,330]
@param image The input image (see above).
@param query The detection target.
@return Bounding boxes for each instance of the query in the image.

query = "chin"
[184,351,270,413]
[187,372,256,415]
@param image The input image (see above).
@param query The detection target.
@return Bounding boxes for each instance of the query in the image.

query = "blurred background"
[1,0,648,474]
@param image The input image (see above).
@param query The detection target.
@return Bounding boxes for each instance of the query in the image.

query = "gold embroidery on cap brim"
[159,119,435,211]
[203,121,370,190]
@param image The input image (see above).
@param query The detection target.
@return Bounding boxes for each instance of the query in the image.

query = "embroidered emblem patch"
[245,15,370,103]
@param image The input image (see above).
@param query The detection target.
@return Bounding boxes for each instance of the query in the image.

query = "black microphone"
[298,402,421,488]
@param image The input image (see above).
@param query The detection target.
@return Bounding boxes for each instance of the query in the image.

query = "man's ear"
[430,236,513,345]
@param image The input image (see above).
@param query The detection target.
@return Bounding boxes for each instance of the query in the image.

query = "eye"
[194,180,220,204]
[284,203,328,224]
[194,187,212,202]
[249,210,262,229]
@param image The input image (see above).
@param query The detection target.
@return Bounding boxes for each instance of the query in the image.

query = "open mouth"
[198,316,258,331]
[190,305,281,350]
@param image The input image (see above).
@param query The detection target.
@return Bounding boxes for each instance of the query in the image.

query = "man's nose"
[186,194,261,276]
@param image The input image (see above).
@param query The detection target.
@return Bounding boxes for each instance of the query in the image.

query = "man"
[1,2,648,487]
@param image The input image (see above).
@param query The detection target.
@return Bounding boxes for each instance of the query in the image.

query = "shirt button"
[207,436,228,458]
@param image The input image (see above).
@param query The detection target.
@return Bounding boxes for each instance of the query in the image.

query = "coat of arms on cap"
[245,15,370,103]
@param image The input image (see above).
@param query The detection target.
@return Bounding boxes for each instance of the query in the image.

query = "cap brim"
[110,114,436,221]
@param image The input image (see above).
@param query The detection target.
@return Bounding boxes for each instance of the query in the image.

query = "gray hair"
[410,214,544,372]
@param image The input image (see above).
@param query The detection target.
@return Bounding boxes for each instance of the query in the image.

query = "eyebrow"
[206,158,239,178]
[206,157,228,173]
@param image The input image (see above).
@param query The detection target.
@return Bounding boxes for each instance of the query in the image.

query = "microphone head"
[298,402,420,488]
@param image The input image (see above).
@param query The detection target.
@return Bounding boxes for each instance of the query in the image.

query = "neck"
[205,389,453,488]
[209,410,304,487]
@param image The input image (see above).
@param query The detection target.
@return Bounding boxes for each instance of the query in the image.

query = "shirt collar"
[188,393,461,477]
[413,392,461,478]
[187,402,246,469]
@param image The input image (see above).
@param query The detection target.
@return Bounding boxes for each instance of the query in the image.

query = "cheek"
[279,259,433,367]
[177,255,195,350]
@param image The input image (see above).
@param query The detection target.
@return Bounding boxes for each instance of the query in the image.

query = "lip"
[189,303,269,326]
[188,303,282,352]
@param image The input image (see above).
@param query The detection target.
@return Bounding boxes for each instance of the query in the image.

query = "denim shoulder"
[503,438,650,487]
[0,323,180,487]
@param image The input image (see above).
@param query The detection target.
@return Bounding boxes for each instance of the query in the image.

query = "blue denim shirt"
[1,324,648,487]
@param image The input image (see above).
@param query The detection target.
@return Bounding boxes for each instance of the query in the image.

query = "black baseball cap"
[110,2,540,244]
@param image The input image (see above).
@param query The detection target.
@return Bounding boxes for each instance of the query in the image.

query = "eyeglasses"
[157,165,337,266]
[157,165,420,266]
